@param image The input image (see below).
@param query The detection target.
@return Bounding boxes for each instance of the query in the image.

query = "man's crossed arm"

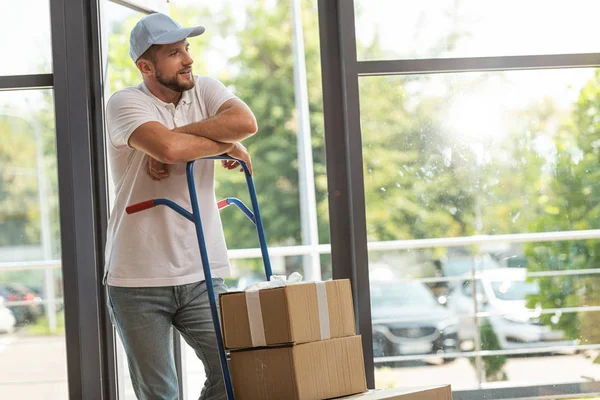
[129,98,257,177]
[173,98,256,144]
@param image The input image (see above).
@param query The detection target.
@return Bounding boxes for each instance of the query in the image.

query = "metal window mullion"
[471,255,484,387]
[375,342,600,363]
[370,268,600,285]
[367,228,600,251]
[318,0,374,388]
[356,53,600,76]
[474,304,600,318]
[0,74,53,91]
[206,228,600,259]
[50,0,113,398]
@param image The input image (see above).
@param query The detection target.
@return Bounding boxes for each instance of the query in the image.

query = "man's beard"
[155,68,194,92]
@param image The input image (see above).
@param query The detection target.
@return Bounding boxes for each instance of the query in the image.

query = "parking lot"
[1,331,599,399]
[374,354,600,391]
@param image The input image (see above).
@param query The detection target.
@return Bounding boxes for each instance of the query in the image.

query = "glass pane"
[104,0,328,396]
[369,239,600,390]
[0,90,66,399]
[102,0,148,214]
[359,68,600,241]
[363,67,600,394]
[103,1,148,101]
[102,2,148,399]
[0,1,52,75]
[471,275,600,388]
[355,0,600,61]
[370,246,471,389]
[164,0,328,253]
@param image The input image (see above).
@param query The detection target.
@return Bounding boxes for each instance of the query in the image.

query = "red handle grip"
[217,199,229,210]
[126,200,156,214]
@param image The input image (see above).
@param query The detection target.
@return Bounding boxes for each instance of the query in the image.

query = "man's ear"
[136,59,154,76]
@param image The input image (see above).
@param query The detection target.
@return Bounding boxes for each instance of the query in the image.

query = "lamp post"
[291,0,321,281]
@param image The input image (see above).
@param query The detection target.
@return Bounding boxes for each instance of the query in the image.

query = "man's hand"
[221,159,240,171]
[146,156,169,181]
[226,142,253,175]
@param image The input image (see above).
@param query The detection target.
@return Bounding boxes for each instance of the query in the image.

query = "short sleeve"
[105,89,160,149]
[197,77,237,117]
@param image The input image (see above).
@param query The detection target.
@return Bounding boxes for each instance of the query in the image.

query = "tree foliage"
[523,70,600,341]
[2,0,599,349]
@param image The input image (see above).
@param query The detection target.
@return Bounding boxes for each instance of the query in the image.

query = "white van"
[445,268,576,350]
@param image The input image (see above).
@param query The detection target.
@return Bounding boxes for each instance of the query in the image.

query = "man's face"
[151,40,195,92]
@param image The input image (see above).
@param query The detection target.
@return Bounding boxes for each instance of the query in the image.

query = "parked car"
[0,296,16,334]
[445,268,577,350]
[426,254,505,305]
[370,280,459,363]
[0,283,43,326]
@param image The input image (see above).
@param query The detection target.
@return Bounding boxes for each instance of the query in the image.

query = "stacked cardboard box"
[220,279,367,400]
[336,385,452,399]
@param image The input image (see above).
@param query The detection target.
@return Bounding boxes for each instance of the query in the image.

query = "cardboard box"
[335,385,452,399]
[220,279,355,350]
[230,335,367,400]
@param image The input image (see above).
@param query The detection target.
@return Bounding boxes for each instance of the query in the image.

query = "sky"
[354,0,600,60]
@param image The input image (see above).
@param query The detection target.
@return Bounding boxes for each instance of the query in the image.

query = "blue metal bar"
[238,160,273,280]
[124,154,273,399]
[153,199,194,222]
[223,198,256,224]
[185,160,235,400]
[207,154,272,280]
[202,155,234,161]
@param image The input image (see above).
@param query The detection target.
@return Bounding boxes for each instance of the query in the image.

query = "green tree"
[213,0,330,251]
[0,115,39,247]
[104,2,327,257]
[0,96,59,262]
[523,70,600,342]
[359,76,479,242]
[469,320,508,382]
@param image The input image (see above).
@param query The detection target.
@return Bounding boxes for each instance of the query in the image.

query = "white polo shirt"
[104,75,235,287]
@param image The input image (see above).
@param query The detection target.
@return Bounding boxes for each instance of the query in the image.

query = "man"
[104,13,257,400]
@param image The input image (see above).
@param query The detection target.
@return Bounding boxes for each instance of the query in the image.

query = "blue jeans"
[107,279,228,400]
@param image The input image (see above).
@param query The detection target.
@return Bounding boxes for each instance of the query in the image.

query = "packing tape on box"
[245,281,331,346]
[315,281,331,340]
[245,290,267,347]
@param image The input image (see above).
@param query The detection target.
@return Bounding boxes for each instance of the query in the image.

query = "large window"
[98,0,600,398]
[320,0,600,398]
[0,18,67,400]
[5,0,600,398]
[102,0,329,397]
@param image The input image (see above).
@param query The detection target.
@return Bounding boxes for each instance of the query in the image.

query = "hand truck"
[125,156,273,400]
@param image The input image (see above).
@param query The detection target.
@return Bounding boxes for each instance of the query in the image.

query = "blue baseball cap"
[129,13,205,62]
